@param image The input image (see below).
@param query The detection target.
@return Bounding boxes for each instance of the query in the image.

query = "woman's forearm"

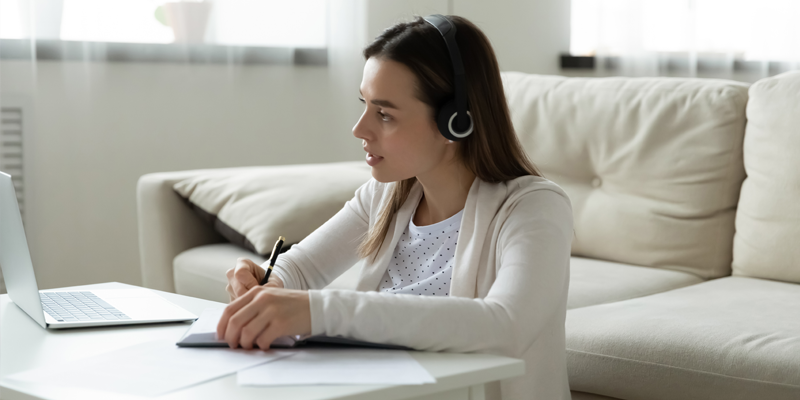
[270,180,374,291]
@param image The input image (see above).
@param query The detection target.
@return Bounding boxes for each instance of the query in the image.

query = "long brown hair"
[356,15,541,261]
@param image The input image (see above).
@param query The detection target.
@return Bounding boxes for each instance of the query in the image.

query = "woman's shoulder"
[496,175,574,235]
[353,177,401,215]
[503,175,572,209]
[357,177,392,199]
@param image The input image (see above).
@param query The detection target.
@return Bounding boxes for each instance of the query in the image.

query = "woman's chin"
[371,171,391,183]
[371,169,416,184]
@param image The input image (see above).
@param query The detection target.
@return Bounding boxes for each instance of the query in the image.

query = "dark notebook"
[176,308,412,351]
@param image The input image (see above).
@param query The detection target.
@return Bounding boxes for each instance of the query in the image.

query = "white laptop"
[0,171,197,329]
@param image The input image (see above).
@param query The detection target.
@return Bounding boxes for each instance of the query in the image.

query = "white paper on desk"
[5,340,295,397]
[237,348,437,386]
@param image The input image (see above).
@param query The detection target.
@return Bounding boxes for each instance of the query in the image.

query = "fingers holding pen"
[231,258,264,298]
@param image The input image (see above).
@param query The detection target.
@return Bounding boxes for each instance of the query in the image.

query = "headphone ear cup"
[435,99,473,141]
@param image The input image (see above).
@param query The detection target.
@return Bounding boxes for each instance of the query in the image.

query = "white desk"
[0,282,524,400]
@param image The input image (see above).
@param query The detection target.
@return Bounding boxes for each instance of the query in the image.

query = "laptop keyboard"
[40,291,131,322]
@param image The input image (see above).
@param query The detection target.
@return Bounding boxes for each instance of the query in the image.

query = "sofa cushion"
[173,252,703,310]
[173,161,372,256]
[733,70,800,283]
[173,243,362,303]
[568,256,702,309]
[566,276,800,400]
[570,392,622,400]
[174,243,266,303]
[502,72,750,279]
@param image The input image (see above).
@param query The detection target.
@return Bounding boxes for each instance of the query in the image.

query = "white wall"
[0,0,571,290]
[454,0,570,75]
[361,0,570,75]
[1,60,366,290]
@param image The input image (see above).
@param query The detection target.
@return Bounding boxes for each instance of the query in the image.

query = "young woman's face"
[353,57,452,183]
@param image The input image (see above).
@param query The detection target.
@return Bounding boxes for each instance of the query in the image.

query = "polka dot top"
[377,205,463,296]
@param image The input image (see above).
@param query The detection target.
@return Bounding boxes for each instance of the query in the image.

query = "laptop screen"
[0,171,47,328]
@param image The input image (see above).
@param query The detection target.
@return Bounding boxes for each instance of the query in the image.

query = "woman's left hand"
[216,286,312,350]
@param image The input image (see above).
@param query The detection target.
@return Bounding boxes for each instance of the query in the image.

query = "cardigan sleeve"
[307,188,573,358]
[266,179,375,291]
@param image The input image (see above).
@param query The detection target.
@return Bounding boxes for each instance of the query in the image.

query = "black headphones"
[423,14,474,141]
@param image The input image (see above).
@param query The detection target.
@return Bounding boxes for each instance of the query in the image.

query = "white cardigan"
[271,175,573,400]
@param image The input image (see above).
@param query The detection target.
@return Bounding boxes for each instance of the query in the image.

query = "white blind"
[1,107,24,219]
[0,107,24,296]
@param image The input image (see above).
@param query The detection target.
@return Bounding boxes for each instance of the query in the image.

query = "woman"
[218,14,573,400]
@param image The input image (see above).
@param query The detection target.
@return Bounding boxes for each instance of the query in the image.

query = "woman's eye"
[359,97,391,122]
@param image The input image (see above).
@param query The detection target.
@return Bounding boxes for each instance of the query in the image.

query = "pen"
[260,236,285,286]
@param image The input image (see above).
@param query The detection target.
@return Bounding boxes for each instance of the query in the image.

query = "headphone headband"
[423,14,471,135]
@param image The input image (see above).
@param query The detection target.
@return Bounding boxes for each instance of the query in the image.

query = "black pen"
[260,236,285,286]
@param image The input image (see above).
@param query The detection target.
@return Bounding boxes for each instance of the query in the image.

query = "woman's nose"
[352,110,371,140]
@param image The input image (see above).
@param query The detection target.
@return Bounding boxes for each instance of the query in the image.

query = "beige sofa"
[137,70,800,400]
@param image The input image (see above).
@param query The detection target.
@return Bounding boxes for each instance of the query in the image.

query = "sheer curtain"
[0,0,358,292]
[570,0,800,82]
[0,0,36,295]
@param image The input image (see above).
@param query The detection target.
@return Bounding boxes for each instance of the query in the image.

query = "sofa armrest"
[137,169,233,292]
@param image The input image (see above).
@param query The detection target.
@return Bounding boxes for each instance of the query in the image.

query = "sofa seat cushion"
[568,256,703,309]
[570,392,622,400]
[566,276,800,400]
[173,243,361,303]
[173,243,266,303]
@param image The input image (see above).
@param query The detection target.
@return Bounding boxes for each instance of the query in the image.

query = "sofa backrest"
[501,72,749,279]
[733,70,800,283]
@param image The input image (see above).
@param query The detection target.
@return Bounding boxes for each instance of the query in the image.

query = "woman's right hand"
[226,258,284,302]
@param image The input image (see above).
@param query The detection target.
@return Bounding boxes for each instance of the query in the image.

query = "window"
[0,0,27,39]
[571,0,800,62]
[60,0,173,43]
[0,0,327,48]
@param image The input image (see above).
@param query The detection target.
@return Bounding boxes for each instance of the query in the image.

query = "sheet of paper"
[179,307,301,347]
[5,340,295,396]
[237,348,437,386]
[190,307,227,333]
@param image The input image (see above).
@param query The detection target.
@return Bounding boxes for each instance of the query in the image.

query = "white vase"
[163,2,212,44]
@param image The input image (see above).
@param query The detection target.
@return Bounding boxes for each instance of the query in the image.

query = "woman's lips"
[366,152,384,166]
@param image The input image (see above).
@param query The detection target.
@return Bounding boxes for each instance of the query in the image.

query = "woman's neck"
[413,162,475,226]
